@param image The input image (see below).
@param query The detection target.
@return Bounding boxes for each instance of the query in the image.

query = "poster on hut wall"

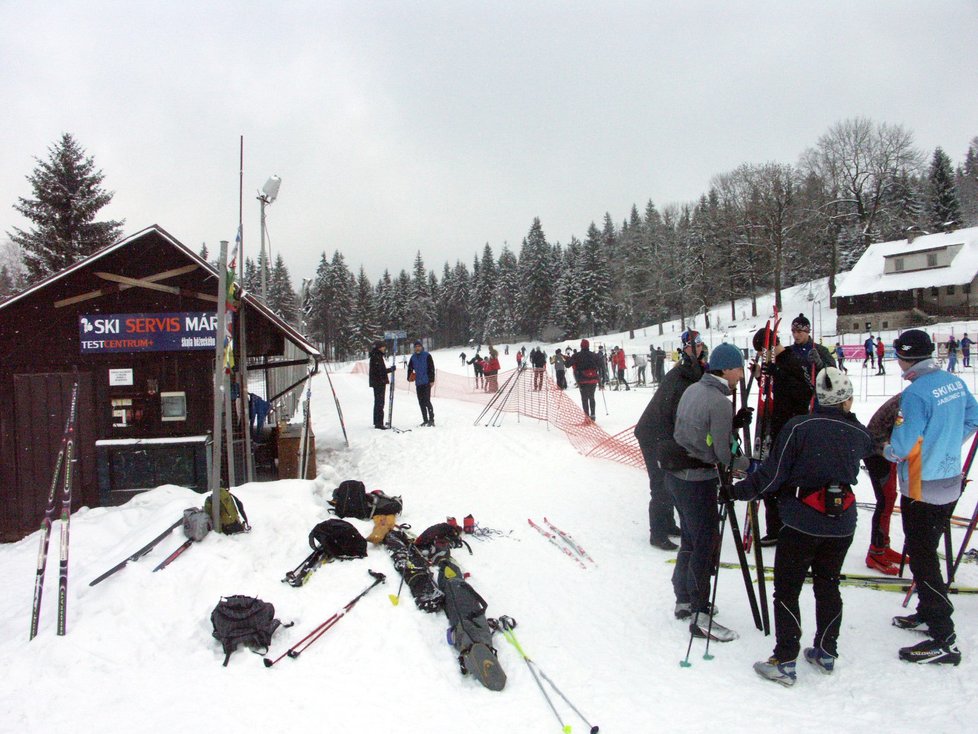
[78,312,219,353]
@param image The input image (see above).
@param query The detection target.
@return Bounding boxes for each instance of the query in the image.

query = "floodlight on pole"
[257,175,281,300]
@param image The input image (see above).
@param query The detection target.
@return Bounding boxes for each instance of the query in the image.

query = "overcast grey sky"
[2,1,977,284]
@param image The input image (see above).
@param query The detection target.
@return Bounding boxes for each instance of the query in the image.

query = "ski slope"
[2,283,978,732]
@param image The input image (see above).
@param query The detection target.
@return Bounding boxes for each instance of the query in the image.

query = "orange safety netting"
[350,362,646,471]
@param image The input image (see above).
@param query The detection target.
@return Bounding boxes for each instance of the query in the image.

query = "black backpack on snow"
[210,595,284,666]
[309,519,368,559]
[329,480,403,520]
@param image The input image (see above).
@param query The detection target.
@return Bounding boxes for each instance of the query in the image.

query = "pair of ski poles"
[264,570,386,667]
[496,616,598,733]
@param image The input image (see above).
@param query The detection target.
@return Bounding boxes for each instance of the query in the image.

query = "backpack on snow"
[183,507,213,542]
[210,595,285,666]
[204,487,250,534]
[329,480,403,520]
[309,519,368,559]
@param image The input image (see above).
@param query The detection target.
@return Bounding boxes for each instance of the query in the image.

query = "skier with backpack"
[723,367,872,686]
[563,339,602,422]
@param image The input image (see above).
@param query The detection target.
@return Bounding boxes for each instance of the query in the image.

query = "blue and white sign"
[79,312,219,353]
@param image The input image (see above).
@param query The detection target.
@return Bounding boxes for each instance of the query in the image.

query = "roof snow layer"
[834,226,978,298]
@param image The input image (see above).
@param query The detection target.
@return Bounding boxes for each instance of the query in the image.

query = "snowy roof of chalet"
[834,226,978,298]
[0,224,322,358]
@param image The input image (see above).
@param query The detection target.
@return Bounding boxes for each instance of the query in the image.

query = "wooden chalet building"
[0,225,321,541]
[834,226,978,334]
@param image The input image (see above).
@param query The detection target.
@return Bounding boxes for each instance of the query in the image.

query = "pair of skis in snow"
[88,514,201,587]
[29,377,80,640]
[527,518,595,570]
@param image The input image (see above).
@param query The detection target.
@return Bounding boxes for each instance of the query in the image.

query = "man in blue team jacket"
[885,329,978,666]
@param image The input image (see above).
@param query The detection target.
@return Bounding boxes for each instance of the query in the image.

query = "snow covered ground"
[3,283,978,732]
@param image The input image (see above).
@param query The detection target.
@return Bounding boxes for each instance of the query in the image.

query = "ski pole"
[264,570,386,667]
[702,498,729,661]
[497,616,599,734]
[389,574,405,606]
[600,384,608,416]
[950,432,978,579]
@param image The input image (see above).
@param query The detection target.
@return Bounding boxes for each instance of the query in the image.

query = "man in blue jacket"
[885,329,978,665]
[407,339,436,427]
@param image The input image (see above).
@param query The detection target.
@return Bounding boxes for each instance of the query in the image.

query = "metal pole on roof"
[238,137,254,482]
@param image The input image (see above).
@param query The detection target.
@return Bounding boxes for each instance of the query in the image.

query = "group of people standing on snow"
[635,315,974,685]
[369,339,436,429]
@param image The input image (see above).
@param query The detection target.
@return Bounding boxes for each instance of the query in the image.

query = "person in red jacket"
[483,354,501,392]
[611,347,630,391]
[876,337,886,375]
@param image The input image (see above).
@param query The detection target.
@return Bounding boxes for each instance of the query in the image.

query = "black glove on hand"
[809,347,824,369]
[760,361,777,377]
[388,365,396,373]
[718,483,736,503]
[732,406,754,430]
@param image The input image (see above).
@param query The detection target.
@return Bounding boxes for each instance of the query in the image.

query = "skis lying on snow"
[670,558,978,594]
[528,519,588,570]
[89,519,183,586]
[544,517,596,566]
[152,538,195,572]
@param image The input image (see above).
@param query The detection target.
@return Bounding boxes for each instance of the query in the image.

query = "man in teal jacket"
[885,329,978,665]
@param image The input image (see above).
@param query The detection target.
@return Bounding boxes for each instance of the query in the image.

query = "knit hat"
[413,339,423,348]
[892,329,934,361]
[372,340,384,350]
[791,313,811,331]
[815,367,853,406]
[680,329,702,347]
[580,339,590,349]
[708,343,744,371]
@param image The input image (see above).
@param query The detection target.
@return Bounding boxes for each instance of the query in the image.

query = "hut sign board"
[79,312,218,353]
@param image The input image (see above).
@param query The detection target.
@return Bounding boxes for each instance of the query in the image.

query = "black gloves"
[388,365,396,373]
[733,406,754,430]
[718,483,736,503]
[760,361,777,377]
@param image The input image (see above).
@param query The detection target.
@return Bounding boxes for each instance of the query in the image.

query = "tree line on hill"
[4,122,978,362]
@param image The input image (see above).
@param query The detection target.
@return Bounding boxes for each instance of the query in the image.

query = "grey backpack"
[183,508,213,542]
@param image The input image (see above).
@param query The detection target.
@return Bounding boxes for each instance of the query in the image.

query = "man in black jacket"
[368,341,395,429]
[727,367,872,687]
[753,326,816,545]
[634,330,705,550]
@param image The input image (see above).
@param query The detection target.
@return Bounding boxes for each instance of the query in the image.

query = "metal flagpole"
[210,240,229,532]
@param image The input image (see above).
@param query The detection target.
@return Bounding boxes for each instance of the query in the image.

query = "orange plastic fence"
[350,361,646,471]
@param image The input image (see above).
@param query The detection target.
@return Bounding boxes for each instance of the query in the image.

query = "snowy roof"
[834,226,978,297]
[0,224,322,358]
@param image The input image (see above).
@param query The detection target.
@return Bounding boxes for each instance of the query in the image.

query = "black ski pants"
[579,384,596,419]
[772,526,853,662]
[901,495,957,642]
[763,495,783,539]
[416,384,434,423]
[666,474,719,613]
[556,369,567,390]
[372,384,387,427]
[639,441,678,541]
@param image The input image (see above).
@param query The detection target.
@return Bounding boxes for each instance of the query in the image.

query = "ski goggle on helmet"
[681,330,703,348]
